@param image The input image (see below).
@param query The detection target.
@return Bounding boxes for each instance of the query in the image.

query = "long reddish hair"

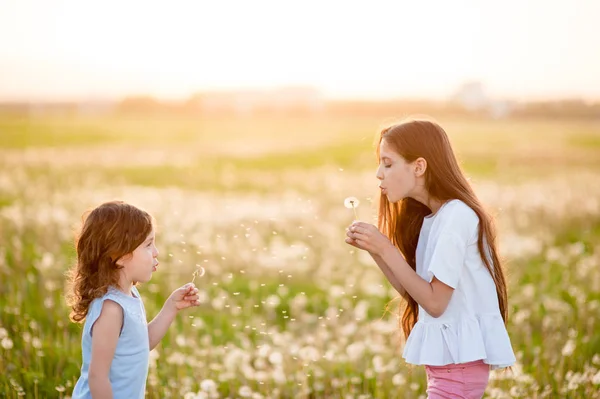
[377,119,508,339]
[66,201,153,323]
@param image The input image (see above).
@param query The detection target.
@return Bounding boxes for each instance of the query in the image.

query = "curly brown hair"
[66,201,153,323]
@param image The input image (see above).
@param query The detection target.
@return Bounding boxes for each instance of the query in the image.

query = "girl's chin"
[386,194,400,203]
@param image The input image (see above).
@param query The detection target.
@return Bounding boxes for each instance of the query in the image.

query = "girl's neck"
[427,198,445,215]
[413,191,444,215]
[117,274,134,296]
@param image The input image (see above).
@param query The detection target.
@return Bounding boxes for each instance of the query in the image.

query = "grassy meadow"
[0,112,599,398]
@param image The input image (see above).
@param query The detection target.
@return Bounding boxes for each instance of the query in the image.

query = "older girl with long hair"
[346,119,515,398]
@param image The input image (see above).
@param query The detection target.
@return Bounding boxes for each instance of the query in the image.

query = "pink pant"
[425,360,490,399]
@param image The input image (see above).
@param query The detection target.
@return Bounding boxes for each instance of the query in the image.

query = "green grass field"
[1,113,599,398]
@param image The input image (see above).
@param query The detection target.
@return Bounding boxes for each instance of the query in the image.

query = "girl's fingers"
[351,231,368,241]
[346,237,368,251]
[183,287,198,295]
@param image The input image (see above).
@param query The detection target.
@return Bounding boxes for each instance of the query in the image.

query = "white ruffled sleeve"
[426,233,468,289]
[425,202,478,289]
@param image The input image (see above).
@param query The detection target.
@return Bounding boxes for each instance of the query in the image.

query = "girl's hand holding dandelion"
[165,265,205,312]
[345,220,394,257]
[344,196,392,254]
[167,283,201,311]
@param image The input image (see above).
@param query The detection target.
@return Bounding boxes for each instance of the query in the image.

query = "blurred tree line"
[1,96,599,120]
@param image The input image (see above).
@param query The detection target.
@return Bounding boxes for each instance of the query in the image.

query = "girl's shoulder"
[433,199,479,238]
[439,199,478,224]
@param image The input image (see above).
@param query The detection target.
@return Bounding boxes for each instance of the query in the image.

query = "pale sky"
[1,0,599,101]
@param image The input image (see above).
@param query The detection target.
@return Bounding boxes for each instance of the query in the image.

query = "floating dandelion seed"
[191,265,205,284]
[344,197,360,220]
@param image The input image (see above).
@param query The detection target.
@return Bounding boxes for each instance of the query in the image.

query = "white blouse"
[402,200,516,370]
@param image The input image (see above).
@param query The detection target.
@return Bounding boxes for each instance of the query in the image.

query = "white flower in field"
[1,337,13,350]
[592,370,600,385]
[265,294,280,308]
[298,345,320,362]
[0,328,7,340]
[340,322,358,337]
[36,252,54,270]
[224,348,250,371]
[254,357,267,370]
[485,387,506,398]
[183,393,198,399]
[513,309,530,325]
[176,334,186,346]
[561,339,576,357]
[353,300,369,320]
[268,351,283,365]
[272,368,287,384]
[218,372,235,382]
[346,342,365,360]
[149,349,160,369]
[200,379,217,392]
[290,294,308,309]
[392,373,406,386]
[521,284,535,299]
[44,297,54,309]
[253,370,268,382]
[238,385,252,397]
[257,344,271,358]
[329,285,345,298]
[166,351,186,365]
[372,355,385,373]
[211,296,225,310]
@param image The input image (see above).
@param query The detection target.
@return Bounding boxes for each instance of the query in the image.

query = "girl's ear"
[414,157,427,177]
[115,254,130,268]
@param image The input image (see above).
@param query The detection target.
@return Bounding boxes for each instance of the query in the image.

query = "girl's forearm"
[147,305,177,350]
[370,253,406,297]
[379,245,442,315]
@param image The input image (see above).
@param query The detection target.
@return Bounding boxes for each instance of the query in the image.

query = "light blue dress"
[72,285,150,398]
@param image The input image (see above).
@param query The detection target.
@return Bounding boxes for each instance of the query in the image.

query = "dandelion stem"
[351,201,358,220]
